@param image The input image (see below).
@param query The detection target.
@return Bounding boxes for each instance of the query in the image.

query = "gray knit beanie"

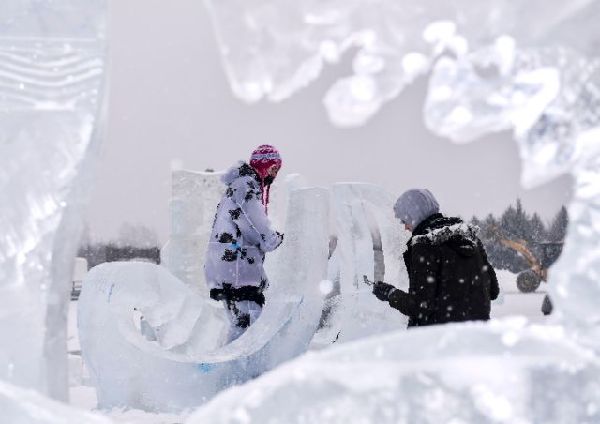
[394,189,440,228]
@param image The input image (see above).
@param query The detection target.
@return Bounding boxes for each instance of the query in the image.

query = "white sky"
[86,0,573,242]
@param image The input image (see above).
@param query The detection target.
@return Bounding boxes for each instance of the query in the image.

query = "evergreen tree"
[500,203,518,238]
[529,213,546,242]
[547,206,568,242]
[466,201,567,273]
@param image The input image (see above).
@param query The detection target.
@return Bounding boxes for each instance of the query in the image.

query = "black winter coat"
[388,213,499,327]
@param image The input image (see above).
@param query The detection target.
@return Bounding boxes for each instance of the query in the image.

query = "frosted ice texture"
[188,319,600,424]
[161,170,226,293]
[0,0,107,400]
[78,262,229,411]
[203,0,597,126]
[78,187,329,411]
[425,44,600,339]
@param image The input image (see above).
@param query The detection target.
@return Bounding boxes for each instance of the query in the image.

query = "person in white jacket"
[205,145,284,342]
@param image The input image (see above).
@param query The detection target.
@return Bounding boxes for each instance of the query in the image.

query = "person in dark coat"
[373,189,499,327]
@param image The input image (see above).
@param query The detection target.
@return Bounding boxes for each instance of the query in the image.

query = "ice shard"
[0,0,108,400]
[424,42,600,341]
[203,0,597,126]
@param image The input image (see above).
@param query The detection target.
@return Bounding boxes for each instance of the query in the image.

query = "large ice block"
[161,170,225,293]
[79,187,329,411]
[316,183,408,345]
[0,0,107,400]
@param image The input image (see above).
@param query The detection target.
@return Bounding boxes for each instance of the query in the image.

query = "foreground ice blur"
[0,0,107,402]
[189,320,600,423]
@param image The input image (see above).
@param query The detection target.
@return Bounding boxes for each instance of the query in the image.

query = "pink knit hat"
[249,145,282,214]
[249,144,282,179]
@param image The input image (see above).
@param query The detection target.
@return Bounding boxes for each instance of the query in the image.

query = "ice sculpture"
[0,0,107,400]
[78,186,329,411]
[315,184,409,344]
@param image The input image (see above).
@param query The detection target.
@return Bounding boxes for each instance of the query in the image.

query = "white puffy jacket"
[204,161,283,291]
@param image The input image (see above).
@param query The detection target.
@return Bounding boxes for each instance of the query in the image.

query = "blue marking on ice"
[107,283,115,303]
[197,363,216,373]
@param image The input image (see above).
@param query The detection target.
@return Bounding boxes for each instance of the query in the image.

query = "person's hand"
[209,288,225,301]
[373,281,397,302]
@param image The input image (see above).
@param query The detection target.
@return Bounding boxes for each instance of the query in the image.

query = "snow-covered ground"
[67,269,549,422]
[491,269,548,323]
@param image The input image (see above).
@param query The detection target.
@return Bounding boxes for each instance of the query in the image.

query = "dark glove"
[276,232,284,248]
[373,281,397,302]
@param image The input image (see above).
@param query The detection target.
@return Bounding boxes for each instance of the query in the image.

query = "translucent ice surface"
[161,170,226,294]
[0,0,107,400]
[424,45,600,338]
[188,320,600,424]
[204,0,598,126]
[316,184,409,344]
